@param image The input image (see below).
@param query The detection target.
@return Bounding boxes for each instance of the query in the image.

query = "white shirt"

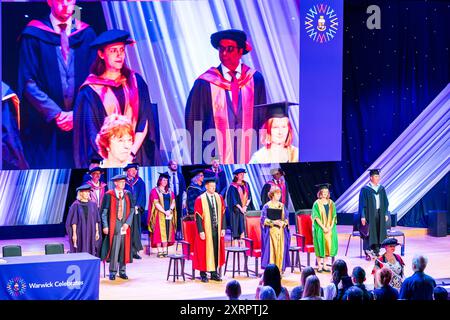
[170,170,179,196]
[49,13,72,36]
[369,182,381,210]
[221,63,243,81]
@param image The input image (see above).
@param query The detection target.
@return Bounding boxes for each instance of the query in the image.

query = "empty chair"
[45,243,64,255]
[2,245,22,257]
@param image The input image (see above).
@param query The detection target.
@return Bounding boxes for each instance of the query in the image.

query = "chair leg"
[232,252,236,278]
[103,261,106,278]
[291,251,294,273]
[181,259,186,281]
[401,235,405,256]
[244,254,249,277]
[255,257,259,277]
[307,253,310,266]
[224,251,230,275]
[297,251,302,272]
[167,258,172,281]
[359,237,362,258]
[345,234,352,256]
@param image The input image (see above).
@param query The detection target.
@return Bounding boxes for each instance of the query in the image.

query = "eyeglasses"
[218,45,239,53]
[108,47,125,55]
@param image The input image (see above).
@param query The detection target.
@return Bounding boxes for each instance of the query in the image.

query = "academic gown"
[312,200,338,258]
[2,82,29,169]
[226,181,255,239]
[260,202,291,272]
[193,192,226,272]
[100,190,134,264]
[186,183,206,215]
[73,73,160,168]
[185,65,266,164]
[260,180,290,208]
[65,200,100,256]
[18,17,96,168]
[125,176,146,252]
[358,185,389,248]
[148,188,177,247]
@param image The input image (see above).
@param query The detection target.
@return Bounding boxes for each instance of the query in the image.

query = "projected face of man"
[218,39,243,71]
[114,179,126,191]
[48,0,76,22]
[126,168,138,179]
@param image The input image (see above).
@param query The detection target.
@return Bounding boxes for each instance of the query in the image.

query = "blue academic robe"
[18,17,96,168]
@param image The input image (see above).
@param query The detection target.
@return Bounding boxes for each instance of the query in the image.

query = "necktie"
[228,70,239,114]
[118,192,123,220]
[173,172,177,196]
[210,195,217,228]
[59,23,69,64]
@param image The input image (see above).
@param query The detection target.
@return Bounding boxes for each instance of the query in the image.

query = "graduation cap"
[90,29,135,49]
[158,172,171,180]
[76,184,91,192]
[123,162,139,172]
[88,166,104,175]
[233,168,246,175]
[254,101,299,121]
[368,168,381,176]
[111,174,127,181]
[210,29,251,54]
[204,171,217,184]
[315,183,331,191]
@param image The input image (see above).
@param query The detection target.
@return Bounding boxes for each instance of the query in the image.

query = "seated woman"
[312,183,338,272]
[301,275,323,300]
[96,114,135,168]
[372,238,405,290]
[65,184,100,256]
[255,264,290,300]
[260,186,290,274]
[250,102,298,163]
[323,259,353,300]
[74,29,159,168]
[148,172,177,257]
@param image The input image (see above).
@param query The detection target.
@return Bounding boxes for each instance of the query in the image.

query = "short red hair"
[96,114,135,159]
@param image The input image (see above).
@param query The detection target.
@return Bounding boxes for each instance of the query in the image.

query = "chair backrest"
[244,211,262,251]
[352,212,360,232]
[2,245,22,257]
[45,243,64,255]
[181,218,197,256]
[295,212,313,245]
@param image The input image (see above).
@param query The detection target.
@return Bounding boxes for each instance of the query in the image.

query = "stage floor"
[1,225,449,300]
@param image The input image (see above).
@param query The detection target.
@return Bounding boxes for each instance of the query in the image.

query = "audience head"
[433,287,448,301]
[332,259,349,285]
[346,286,364,301]
[301,267,316,288]
[262,264,282,297]
[302,275,321,299]
[259,286,276,300]
[377,267,393,287]
[351,266,366,285]
[412,254,428,273]
[225,280,241,300]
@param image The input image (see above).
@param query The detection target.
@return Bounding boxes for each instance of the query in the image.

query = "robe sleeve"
[260,183,271,206]
[18,35,61,122]
[135,179,147,209]
[100,193,111,228]
[220,196,226,230]
[194,197,204,234]
[261,205,274,227]
[66,202,78,235]
[73,87,104,167]
[358,188,366,219]
[125,192,135,226]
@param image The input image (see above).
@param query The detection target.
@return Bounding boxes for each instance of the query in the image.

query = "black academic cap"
[315,183,331,191]
[158,172,171,180]
[111,174,127,181]
[88,166,104,175]
[368,168,381,176]
[254,101,299,122]
[233,168,246,175]
[381,238,400,247]
[269,167,284,176]
[203,171,217,184]
[189,168,205,176]
[76,184,92,192]
[90,29,135,49]
[210,29,251,54]
[123,163,139,172]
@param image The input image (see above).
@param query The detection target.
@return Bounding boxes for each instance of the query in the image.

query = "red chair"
[179,215,197,279]
[242,210,262,277]
[294,210,315,266]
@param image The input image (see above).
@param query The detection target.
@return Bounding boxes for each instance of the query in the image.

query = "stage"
[1,225,449,300]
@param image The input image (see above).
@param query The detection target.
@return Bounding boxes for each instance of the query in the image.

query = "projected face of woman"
[270,117,290,146]
[99,43,126,73]
[108,134,132,164]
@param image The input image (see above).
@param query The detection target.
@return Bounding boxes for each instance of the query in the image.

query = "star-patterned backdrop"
[284,0,449,228]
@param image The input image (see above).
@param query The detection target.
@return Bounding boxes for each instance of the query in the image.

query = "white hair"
[412,254,428,272]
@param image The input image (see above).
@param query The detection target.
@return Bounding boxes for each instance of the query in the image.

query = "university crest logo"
[305,3,339,43]
[6,277,27,297]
